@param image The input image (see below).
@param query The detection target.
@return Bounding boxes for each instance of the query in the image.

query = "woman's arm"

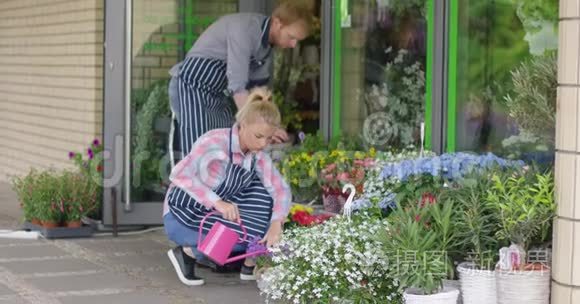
[169,132,228,209]
[254,153,292,223]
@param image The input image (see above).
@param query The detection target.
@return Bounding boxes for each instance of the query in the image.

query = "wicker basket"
[321,190,347,214]
[404,286,460,304]
[457,262,497,304]
[495,268,550,304]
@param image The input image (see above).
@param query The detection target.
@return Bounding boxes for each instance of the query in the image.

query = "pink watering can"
[197,211,268,266]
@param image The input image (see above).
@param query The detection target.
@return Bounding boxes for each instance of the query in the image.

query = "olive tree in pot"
[486,169,555,304]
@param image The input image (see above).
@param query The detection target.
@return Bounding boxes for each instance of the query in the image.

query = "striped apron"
[167,128,273,243]
[175,57,234,157]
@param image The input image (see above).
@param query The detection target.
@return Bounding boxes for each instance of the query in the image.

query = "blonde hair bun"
[247,87,272,103]
[235,87,281,127]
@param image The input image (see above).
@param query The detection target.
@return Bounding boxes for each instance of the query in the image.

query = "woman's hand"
[214,200,240,222]
[260,220,283,248]
[271,128,289,144]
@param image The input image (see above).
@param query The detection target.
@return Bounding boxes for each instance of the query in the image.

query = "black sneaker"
[167,246,204,286]
[240,264,256,281]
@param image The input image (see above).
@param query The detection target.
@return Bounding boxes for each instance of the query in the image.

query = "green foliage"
[361,49,425,148]
[446,172,501,270]
[503,52,557,144]
[131,79,171,198]
[379,198,458,295]
[11,169,100,223]
[512,0,559,34]
[389,0,426,18]
[392,175,442,209]
[272,90,302,132]
[486,168,555,251]
[459,0,529,96]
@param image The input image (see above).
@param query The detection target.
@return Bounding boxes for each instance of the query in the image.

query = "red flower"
[414,214,421,222]
[419,192,437,208]
[96,165,103,172]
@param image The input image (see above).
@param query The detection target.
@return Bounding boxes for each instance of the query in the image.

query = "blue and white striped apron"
[167,128,273,243]
[175,57,234,157]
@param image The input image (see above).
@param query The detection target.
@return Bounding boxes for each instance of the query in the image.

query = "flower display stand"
[23,221,93,239]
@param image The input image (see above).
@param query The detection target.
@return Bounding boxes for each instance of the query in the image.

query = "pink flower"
[325,163,337,172]
[337,172,350,181]
[324,174,334,181]
[363,158,375,167]
[354,159,364,166]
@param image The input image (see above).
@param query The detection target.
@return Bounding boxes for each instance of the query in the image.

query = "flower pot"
[442,279,462,304]
[41,221,60,228]
[404,286,460,304]
[495,267,550,304]
[66,221,82,228]
[321,190,347,214]
[31,218,42,226]
[457,262,496,304]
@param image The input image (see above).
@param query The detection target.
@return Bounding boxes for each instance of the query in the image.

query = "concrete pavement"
[0,183,266,304]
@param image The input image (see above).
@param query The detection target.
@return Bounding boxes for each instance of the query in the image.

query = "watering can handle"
[197,211,248,247]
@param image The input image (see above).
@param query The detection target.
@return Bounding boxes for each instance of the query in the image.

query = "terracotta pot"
[66,221,82,228]
[30,218,42,226]
[41,221,60,228]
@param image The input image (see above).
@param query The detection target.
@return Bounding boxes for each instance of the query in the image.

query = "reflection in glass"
[340,0,427,150]
[454,0,558,165]
[129,0,238,202]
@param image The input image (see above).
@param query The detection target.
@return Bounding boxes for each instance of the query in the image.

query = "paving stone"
[58,291,176,304]
[0,295,27,304]
[0,238,41,246]
[75,238,167,255]
[102,252,168,270]
[0,282,15,296]
[0,244,68,260]
[24,273,139,292]
[2,258,101,275]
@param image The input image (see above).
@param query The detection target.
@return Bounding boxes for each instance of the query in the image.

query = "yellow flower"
[354,151,364,159]
[308,167,316,177]
[369,147,376,158]
[292,178,299,185]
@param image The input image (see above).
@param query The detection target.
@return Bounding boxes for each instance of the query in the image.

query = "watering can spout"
[224,250,269,264]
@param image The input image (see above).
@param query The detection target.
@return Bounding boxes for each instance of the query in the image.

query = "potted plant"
[11,168,42,225]
[379,197,460,304]
[68,139,103,220]
[448,172,500,304]
[486,169,555,304]
[318,149,375,213]
[259,212,401,303]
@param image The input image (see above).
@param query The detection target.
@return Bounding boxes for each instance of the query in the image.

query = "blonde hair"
[235,87,281,128]
[272,0,314,31]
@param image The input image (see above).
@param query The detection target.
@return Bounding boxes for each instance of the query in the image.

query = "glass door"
[103,0,238,225]
[332,0,429,151]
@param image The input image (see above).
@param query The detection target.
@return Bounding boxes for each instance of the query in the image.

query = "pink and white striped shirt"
[164,125,292,222]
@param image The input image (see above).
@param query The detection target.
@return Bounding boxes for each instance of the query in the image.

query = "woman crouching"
[162,87,291,286]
